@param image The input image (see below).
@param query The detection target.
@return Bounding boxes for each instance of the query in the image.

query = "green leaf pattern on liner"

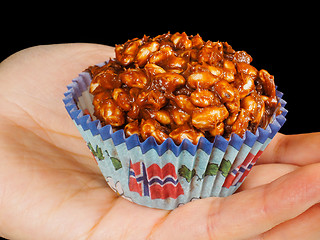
[88,142,122,171]
[219,159,232,177]
[110,157,123,170]
[88,142,104,161]
[88,142,231,178]
[203,163,219,177]
[178,165,196,183]
[180,159,232,181]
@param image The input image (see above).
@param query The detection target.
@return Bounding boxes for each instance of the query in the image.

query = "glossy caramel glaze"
[87,32,279,144]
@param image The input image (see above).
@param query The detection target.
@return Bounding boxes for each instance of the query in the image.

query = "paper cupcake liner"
[63,64,287,210]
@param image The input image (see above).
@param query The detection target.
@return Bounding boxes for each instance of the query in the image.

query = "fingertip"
[258,132,320,166]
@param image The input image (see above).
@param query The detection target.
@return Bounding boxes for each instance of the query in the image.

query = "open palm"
[0,44,319,240]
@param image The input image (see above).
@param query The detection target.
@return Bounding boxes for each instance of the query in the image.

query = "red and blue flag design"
[223,150,264,188]
[129,161,184,199]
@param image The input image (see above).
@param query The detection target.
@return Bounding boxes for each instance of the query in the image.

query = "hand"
[0,44,319,240]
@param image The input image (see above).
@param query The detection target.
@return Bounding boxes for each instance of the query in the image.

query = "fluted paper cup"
[63,63,287,210]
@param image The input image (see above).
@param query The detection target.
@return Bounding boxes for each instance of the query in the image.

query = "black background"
[0,4,319,240]
[2,11,319,135]
[1,6,320,137]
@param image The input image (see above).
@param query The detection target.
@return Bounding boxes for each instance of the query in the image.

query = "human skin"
[0,44,319,240]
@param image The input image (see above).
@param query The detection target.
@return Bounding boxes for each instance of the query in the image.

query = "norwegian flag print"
[223,150,264,188]
[129,161,184,199]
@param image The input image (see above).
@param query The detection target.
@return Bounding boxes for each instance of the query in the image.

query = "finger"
[148,163,320,240]
[0,43,114,114]
[237,163,299,191]
[258,133,320,166]
[0,44,114,153]
[258,203,320,240]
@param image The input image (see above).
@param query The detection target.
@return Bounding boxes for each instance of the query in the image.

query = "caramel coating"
[88,32,279,145]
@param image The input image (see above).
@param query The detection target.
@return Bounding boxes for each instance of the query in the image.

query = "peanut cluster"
[88,32,278,145]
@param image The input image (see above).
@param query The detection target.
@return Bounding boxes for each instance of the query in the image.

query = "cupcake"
[63,32,287,210]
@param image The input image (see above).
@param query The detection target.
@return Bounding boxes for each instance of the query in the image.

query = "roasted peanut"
[233,51,252,64]
[190,89,218,107]
[87,64,103,77]
[187,71,219,89]
[92,92,111,119]
[234,73,255,99]
[224,60,236,71]
[236,62,258,78]
[149,45,174,65]
[191,34,204,49]
[119,69,148,88]
[241,94,257,117]
[92,92,106,110]
[173,95,195,114]
[153,72,186,92]
[144,63,166,77]
[248,92,265,127]
[222,60,236,82]
[129,87,140,101]
[240,93,266,131]
[163,55,187,72]
[89,78,103,95]
[169,125,204,145]
[254,101,265,127]
[87,61,124,94]
[124,120,140,137]
[115,39,141,66]
[214,79,237,103]
[173,86,193,96]
[155,110,172,125]
[93,90,113,105]
[191,62,222,77]
[258,69,276,99]
[170,107,190,126]
[231,108,250,137]
[90,69,122,93]
[223,42,236,60]
[112,88,132,111]
[224,90,240,120]
[140,119,169,144]
[206,64,223,77]
[209,122,224,136]
[152,32,171,42]
[198,41,223,65]
[260,94,277,120]
[225,111,239,126]
[136,90,167,110]
[191,105,229,130]
[135,41,160,67]
[127,102,140,120]
[171,32,192,50]
[99,99,125,127]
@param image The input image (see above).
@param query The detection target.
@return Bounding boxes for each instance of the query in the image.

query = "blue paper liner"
[63,65,287,210]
